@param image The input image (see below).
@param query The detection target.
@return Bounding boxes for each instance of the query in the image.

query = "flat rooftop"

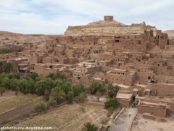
[116,93,132,99]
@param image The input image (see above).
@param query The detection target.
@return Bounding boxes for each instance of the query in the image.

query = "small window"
[49,65,53,69]
[77,76,81,80]
[115,40,120,43]
[148,76,151,80]
[138,40,141,44]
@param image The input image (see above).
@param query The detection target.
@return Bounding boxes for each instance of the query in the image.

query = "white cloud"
[0,0,174,34]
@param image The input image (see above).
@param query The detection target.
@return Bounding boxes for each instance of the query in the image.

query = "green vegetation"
[0,61,13,73]
[105,98,119,115]
[107,83,119,98]
[89,81,119,98]
[83,122,98,131]
[0,72,87,106]
[89,81,105,95]
[0,71,119,110]
[79,92,87,102]
[49,87,66,104]
[67,91,74,104]
[34,102,48,113]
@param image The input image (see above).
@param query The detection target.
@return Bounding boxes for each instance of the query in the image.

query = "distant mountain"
[0,31,60,44]
[165,30,174,39]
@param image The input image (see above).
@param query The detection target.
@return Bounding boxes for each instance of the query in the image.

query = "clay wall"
[117,99,130,108]
[150,83,174,96]
[65,26,145,36]
[106,69,136,86]
[138,103,167,117]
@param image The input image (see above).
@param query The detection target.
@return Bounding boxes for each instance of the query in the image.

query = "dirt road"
[109,108,137,131]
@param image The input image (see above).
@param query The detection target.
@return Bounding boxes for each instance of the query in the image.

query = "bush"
[83,122,97,131]
[0,61,13,73]
[27,72,38,81]
[17,78,35,94]
[107,107,115,116]
[48,98,57,107]
[34,102,48,113]
[107,83,119,98]
[66,91,74,104]
[43,90,50,101]
[47,72,66,80]
[90,81,105,95]
[105,98,119,111]
[35,78,54,95]
[49,87,66,104]
[79,92,87,103]
[72,84,85,97]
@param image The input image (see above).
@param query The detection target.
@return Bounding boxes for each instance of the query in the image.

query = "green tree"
[90,81,105,95]
[83,122,97,131]
[1,77,10,89]
[8,73,20,79]
[72,84,85,97]
[1,62,13,73]
[50,87,66,104]
[66,91,74,104]
[9,78,18,90]
[105,98,119,110]
[17,78,34,94]
[27,72,38,81]
[47,72,65,80]
[35,78,54,95]
[54,79,71,95]
[107,83,119,98]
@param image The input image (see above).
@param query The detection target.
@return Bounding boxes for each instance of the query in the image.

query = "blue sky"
[0,0,174,34]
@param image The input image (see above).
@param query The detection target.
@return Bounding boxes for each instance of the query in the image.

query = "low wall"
[138,104,167,117]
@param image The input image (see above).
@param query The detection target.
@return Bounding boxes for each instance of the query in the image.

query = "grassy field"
[0,91,41,114]
[14,103,108,131]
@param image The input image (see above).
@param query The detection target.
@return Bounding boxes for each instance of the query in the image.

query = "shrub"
[79,92,87,103]
[90,81,105,95]
[47,72,65,80]
[44,90,50,101]
[49,87,66,104]
[107,83,119,98]
[35,78,54,95]
[72,84,85,97]
[66,91,74,104]
[105,98,119,111]
[34,102,48,113]
[83,122,97,131]
[48,98,57,107]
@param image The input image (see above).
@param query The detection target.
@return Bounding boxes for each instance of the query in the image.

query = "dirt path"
[109,108,137,131]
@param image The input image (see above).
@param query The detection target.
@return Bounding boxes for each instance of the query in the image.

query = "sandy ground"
[13,103,107,131]
[132,114,174,131]
[0,91,41,114]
